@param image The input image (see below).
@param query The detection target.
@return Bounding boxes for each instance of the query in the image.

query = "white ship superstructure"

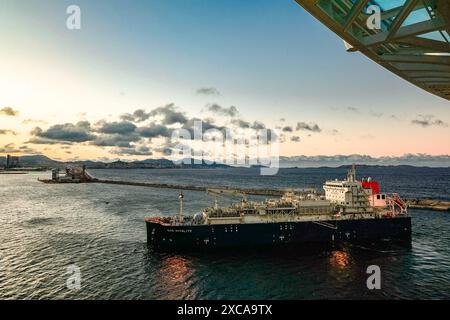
[323,165,373,214]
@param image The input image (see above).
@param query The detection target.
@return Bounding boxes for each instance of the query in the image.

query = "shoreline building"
[5,155,20,169]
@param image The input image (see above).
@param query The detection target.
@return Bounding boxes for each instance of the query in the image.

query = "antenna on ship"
[347,164,356,182]
[178,191,184,222]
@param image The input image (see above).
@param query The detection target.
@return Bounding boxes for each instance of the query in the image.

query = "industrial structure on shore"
[39,165,97,183]
[5,155,20,169]
[0,155,46,172]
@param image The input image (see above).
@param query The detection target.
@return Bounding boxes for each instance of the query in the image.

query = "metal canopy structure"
[295,0,450,101]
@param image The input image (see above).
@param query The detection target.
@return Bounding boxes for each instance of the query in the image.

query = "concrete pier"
[96,179,284,196]
[38,176,450,212]
[96,179,449,211]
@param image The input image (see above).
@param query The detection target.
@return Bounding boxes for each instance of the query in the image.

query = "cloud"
[18,145,38,154]
[149,104,188,125]
[0,143,18,153]
[112,145,153,156]
[231,119,250,128]
[136,123,172,138]
[282,126,293,132]
[23,103,278,157]
[296,122,321,133]
[0,107,19,116]
[196,87,221,96]
[290,136,301,142]
[369,110,383,118]
[31,121,95,143]
[206,104,238,117]
[328,129,340,135]
[0,129,17,135]
[347,107,359,113]
[27,138,73,145]
[251,128,278,145]
[22,119,48,125]
[230,119,268,131]
[96,121,137,134]
[411,114,448,128]
[120,109,151,122]
[91,133,141,148]
[121,104,190,125]
[154,139,201,157]
[156,148,173,156]
[181,118,226,136]
[0,143,36,154]
[251,121,266,130]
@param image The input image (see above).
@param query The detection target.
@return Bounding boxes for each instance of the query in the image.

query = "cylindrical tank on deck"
[193,212,206,224]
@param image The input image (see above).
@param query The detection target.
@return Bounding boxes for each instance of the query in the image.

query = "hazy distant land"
[1,154,449,169]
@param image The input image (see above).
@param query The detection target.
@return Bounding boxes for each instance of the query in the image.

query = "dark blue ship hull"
[146,216,411,250]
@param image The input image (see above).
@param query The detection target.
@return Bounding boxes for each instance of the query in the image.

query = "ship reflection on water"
[153,255,198,299]
[147,241,413,300]
[160,256,191,284]
[329,250,350,270]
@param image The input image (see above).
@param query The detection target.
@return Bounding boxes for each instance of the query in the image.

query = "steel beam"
[362,17,446,47]
[381,54,450,66]
[386,0,419,40]
[343,0,369,32]
[395,37,450,53]
[294,0,450,100]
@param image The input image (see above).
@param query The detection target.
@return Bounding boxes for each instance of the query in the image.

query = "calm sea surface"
[0,167,449,299]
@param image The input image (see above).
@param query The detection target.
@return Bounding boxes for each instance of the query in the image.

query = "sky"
[0,0,449,162]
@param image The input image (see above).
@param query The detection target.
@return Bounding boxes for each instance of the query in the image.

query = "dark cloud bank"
[27,104,279,156]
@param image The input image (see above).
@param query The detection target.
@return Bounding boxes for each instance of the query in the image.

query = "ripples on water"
[0,168,449,299]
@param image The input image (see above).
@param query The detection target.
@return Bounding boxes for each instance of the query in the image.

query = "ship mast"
[347,164,356,182]
[179,192,184,222]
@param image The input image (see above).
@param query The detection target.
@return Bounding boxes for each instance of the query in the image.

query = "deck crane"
[206,188,248,209]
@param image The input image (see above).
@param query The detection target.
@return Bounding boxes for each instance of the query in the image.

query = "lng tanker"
[145,165,411,249]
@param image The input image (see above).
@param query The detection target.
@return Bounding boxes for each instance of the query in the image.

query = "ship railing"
[312,221,338,230]
[386,193,408,216]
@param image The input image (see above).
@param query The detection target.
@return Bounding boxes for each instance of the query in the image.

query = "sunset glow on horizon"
[1,0,449,163]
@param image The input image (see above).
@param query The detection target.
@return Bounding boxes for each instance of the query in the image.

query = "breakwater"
[38,178,450,212]
[96,179,449,211]
[96,179,284,196]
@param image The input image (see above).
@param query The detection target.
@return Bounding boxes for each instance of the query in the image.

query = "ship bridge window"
[382,195,386,200]
[377,195,381,200]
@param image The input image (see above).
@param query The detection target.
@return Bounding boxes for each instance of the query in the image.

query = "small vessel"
[145,165,411,250]
[38,165,97,183]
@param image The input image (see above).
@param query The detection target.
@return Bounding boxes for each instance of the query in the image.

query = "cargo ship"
[145,165,411,250]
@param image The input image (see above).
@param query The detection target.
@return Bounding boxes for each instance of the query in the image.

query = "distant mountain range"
[0,155,232,169]
[1,154,449,169]
[278,154,450,168]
